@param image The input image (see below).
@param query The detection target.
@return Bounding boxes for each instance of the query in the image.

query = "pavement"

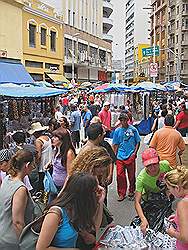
[107,137,147,226]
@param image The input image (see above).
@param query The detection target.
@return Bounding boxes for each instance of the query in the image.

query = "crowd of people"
[0,91,188,250]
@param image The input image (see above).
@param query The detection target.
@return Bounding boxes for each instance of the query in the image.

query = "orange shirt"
[149,126,185,168]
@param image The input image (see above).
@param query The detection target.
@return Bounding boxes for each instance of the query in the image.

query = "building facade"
[125,0,150,84]
[150,0,168,82]
[0,0,24,61]
[43,0,113,83]
[22,0,64,81]
[167,0,188,84]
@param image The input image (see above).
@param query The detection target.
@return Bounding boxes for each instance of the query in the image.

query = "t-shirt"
[176,111,188,129]
[150,126,185,167]
[82,110,92,128]
[112,125,141,160]
[98,109,111,130]
[136,160,171,200]
[70,110,81,131]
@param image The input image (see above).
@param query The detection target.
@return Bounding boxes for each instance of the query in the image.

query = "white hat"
[103,101,110,106]
[28,122,48,135]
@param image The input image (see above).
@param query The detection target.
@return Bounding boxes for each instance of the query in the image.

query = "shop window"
[50,31,56,52]
[41,27,47,46]
[68,9,71,25]
[25,60,43,68]
[29,24,36,48]
[45,63,59,70]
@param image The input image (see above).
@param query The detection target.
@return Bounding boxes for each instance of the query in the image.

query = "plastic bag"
[43,171,57,194]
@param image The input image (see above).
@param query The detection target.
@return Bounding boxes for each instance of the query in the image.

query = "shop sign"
[149,63,158,77]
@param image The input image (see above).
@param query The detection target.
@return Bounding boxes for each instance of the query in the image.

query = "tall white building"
[125,0,150,83]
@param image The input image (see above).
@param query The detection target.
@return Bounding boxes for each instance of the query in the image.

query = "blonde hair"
[165,166,188,189]
[90,116,101,124]
[70,147,112,176]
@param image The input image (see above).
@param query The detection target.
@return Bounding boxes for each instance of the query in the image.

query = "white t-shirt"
[55,111,63,121]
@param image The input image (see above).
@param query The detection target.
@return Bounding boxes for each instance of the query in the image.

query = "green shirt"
[136,160,171,199]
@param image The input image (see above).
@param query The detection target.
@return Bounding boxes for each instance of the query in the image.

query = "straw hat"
[28,122,48,135]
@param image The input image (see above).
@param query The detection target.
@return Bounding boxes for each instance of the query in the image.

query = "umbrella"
[80,82,92,87]
[136,82,166,92]
[93,83,131,93]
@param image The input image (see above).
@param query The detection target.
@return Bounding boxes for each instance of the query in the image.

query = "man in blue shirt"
[82,105,92,138]
[70,104,81,148]
[113,112,141,201]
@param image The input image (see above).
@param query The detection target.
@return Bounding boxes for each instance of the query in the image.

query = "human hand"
[44,162,52,171]
[96,185,106,204]
[168,214,175,222]
[178,151,183,156]
[167,225,177,238]
[106,174,113,185]
[140,219,149,234]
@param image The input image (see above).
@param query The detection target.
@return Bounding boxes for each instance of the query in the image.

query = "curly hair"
[165,166,188,190]
[70,147,112,176]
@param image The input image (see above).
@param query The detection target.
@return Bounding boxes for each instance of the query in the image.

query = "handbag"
[43,170,58,194]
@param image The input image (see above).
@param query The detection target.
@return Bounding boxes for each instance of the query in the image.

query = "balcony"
[103,33,113,42]
[182,10,188,16]
[169,12,176,21]
[169,26,175,35]
[168,54,174,61]
[103,17,113,32]
[181,54,188,60]
[182,40,188,46]
[182,24,188,31]
[103,0,113,18]
[181,69,188,75]
[169,41,175,48]
[169,0,176,8]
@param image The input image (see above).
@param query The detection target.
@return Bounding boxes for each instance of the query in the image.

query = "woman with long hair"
[0,150,35,250]
[36,173,105,250]
[51,127,76,192]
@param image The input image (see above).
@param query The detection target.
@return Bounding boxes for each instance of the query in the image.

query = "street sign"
[149,63,158,77]
[142,46,160,57]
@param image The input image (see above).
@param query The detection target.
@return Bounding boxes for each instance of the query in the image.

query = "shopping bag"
[43,171,57,194]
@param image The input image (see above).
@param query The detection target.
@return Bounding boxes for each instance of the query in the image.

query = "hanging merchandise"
[8,100,19,120]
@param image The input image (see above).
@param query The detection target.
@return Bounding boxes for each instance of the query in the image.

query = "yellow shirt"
[150,126,185,168]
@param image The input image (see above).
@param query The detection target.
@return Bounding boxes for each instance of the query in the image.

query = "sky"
[109,0,125,61]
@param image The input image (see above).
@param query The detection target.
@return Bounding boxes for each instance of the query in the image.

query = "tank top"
[0,176,34,248]
[52,155,67,187]
[174,194,188,250]
[51,207,78,248]
[38,137,52,172]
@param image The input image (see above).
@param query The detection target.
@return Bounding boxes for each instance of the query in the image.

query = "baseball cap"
[142,148,159,167]
[103,101,110,106]
[0,149,12,163]
[119,112,128,120]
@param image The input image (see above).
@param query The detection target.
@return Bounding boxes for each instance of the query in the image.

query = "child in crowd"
[165,167,188,250]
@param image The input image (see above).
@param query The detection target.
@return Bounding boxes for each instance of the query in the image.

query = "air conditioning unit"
[0,50,7,58]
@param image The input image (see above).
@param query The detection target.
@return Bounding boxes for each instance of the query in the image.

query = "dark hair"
[161,110,168,117]
[164,114,175,126]
[59,116,70,129]
[52,128,75,167]
[12,131,26,144]
[87,123,103,141]
[49,173,98,231]
[48,118,60,131]
[8,149,34,177]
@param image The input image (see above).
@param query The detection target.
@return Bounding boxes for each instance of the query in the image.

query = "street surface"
[108,137,146,226]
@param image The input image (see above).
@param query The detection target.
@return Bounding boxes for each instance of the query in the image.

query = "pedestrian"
[174,102,188,137]
[150,114,185,168]
[82,105,92,139]
[135,148,171,233]
[51,127,76,196]
[0,150,35,250]
[165,166,188,249]
[36,173,105,250]
[98,101,112,137]
[54,106,63,121]
[58,116,70,130]
[69,104,81,148]
[59,94,69,115]
[28,122,53,192]
[112,112,141,201]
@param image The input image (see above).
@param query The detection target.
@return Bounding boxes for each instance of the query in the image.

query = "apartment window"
[176,35,178,44]
[41,27,47,46]
[68,9,71,25]
[96,23,98,35]
[73,12,75,26]
[25,60,43,68]
[177,6,179,15]
[85,18,87,31]
[50,31,56,52]
[176,20,179,29]
[182,34,185,41]
[81,16,84,30]
[45,63,59,70]
[29,24,36,48]
[92,21,94,34]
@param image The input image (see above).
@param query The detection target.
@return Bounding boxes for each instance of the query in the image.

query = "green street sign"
[142,46,160,57]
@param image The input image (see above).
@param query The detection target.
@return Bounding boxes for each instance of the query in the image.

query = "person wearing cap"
[98,101,112,137]
[28,122,52,192]
[150,114,185,168]
[112,112,141,201]
[135,148,171,234]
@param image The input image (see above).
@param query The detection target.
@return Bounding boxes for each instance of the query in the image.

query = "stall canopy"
[93,83,131,93]
[0,61,34,84]
[47,73,70,83]
[0,84,67,98]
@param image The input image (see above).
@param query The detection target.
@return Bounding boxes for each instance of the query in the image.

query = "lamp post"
[143,4,156,84]
[71,33,80,84]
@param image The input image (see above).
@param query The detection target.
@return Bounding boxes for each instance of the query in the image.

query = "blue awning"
[0,84,68,98]
[0,61,34,84]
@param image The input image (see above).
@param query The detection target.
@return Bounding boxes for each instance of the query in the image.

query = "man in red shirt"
[99,101,111,137]
[60,95,69,115]
[174,103,188,136]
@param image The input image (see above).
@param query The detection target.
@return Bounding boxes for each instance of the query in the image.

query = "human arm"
[106,163,114,185]
[151,118,157,132]
[35,138,43,165]
[133,142,140,158]
[93,186,105,233]
[12,186,28,238]
[149,132,157,148]
[178,137,185,156]
[135,191,149,234]
[112,144,118,156]
[167,200,188,243]
[174,120,181,129]
[66,149,76,176]
[36,207,63,250]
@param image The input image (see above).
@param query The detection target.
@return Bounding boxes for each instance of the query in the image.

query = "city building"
[125,0,150,84]
[150,0,168,82]
[167,0,188,84]
[43,0,113,83]
[133,43,150,83]
[0,0,24,61]
[22,0,64,81]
